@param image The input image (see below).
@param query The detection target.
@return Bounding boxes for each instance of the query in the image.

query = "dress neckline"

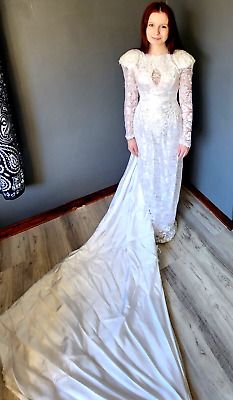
[139,49,179,57]
[145,52,170,57]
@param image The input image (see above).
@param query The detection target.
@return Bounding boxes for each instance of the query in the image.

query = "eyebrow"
[148,22,168,25]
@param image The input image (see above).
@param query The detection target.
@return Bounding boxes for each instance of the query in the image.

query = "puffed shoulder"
[173,50,195,69]
[118,49,141,69]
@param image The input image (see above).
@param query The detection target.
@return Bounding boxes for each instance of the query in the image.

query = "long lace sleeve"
[121,66,139,140]
[178,65,194,147]
[119,49,140,140]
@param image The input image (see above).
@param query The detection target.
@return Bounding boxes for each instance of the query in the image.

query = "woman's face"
[146,12,169,47]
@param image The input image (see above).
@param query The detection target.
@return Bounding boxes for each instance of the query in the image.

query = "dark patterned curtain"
[0,61,25,200]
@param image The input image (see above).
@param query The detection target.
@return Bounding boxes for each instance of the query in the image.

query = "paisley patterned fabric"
[119,49,195,243]
[0,61,24,200]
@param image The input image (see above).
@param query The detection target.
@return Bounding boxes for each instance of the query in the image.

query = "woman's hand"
[178,144,190,160]
[127,138,139,157]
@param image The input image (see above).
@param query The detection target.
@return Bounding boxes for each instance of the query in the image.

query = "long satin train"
[0,156,192,399]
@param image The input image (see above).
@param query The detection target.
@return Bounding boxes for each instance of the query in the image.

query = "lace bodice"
[119,49,195,147]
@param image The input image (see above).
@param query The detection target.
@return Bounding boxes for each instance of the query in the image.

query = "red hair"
[140,2,183,54]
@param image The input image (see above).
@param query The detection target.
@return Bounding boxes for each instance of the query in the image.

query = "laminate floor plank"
[158,214,205,270]
[162,280,233,400]
[178,188,233,273]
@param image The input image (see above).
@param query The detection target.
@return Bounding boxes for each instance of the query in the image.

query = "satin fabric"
[0,156,192,399]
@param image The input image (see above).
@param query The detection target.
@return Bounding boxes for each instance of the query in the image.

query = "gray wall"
[169,0,233,219]
[0,0,148,228]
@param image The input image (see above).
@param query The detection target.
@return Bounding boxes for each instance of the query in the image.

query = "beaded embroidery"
[151,69,161,85]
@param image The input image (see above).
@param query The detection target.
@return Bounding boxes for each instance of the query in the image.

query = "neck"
[148,45,168,55]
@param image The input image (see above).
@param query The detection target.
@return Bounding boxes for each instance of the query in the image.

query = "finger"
[133,145,138,157]
[183,149,189,158]
[178,151,184,160]
[128,146,134,154]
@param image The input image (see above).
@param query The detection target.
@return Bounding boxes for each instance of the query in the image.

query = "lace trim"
[179,67,194,147]
[155,221,177,244]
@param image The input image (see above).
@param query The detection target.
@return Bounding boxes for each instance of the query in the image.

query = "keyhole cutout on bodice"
[152,69,161,85]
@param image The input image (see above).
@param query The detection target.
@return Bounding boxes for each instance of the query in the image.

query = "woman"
[0,2,194,399]
[119,1,195,243]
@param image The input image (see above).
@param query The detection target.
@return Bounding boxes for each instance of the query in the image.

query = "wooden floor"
[0,187,233,400]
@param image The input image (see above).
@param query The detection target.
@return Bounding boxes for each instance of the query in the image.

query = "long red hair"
[140,2,183,54]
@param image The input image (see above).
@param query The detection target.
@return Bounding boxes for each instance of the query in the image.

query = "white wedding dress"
[0,49,195,400]
[120,49,195,242]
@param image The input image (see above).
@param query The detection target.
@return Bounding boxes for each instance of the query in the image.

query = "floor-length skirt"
[134,99,183,243]
[0,156,192,400]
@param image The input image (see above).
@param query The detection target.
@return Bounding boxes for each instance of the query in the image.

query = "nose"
[154,26,160,36]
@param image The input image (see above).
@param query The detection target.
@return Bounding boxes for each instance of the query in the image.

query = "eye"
[148,23,153,27]
[161,25,168,29]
